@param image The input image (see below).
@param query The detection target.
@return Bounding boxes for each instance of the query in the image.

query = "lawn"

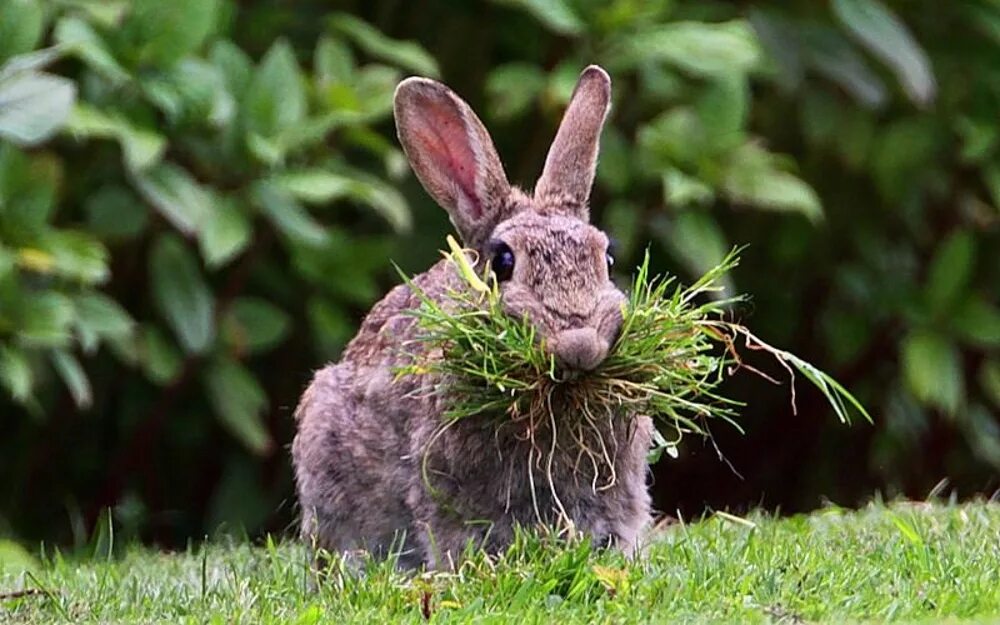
[2,502,999,624]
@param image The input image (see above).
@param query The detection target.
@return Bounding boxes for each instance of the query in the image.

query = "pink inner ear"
[410,96,483,219]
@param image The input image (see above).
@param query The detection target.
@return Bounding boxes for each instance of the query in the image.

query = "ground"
[1,502,999,624]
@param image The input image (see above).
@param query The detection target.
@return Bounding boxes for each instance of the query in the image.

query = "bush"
[1,0,998,545]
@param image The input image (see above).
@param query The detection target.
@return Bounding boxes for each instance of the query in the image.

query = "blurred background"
[1,0,998,550]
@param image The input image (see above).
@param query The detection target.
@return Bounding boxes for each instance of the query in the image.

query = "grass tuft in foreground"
[397,238,870,466]
[1,503,998,624]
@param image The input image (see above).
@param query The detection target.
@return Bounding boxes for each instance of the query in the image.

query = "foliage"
[2,503,1000,623]
[1,0,422,543]
[0,0,998,546]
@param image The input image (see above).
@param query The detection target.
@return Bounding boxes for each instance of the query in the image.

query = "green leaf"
[800,25,887,109]
[662,168,714,208]
[58,1,128,27]
[19,291,75,347]
[132,163,213,234]
[136,324,182,385]
[637,109,707,168]
[74,292,134,353]
[0,146,61,225]
[253,182,328,247]
[65,104,166,172]
[210,40,254,101]
[203,358,272,455]
[53,16,130,83]
[51,349,92,409]
[272,170,354,204]
[245,133,283,167]
[84,185,149,240]
[491,0,584,36]
[150,235,215,355]
[40,230,110,284]
[952,297,1000,348]
[621,21,762,78]
[486,63,547,120]
[243,39,306,141]
[329,14,441,77]
[351,64,401,119]
[339,173,411,232]
[198,200,252,269]
[0,346,33,403]
[901,331,964,415]
[696,75,748,153]
[0,47,63,82]
[222,297,291,356]
[925,230,975,315]
[722,144,822,221]
[955,116,998,164]
[832,0,935,106]
[141,59,234,128]
[0,70,76,146]
[314,35,354,86]
[121,0,221,67]
[0,0,44,63]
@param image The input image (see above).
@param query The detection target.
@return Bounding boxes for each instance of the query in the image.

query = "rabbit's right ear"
[394,78,511,248]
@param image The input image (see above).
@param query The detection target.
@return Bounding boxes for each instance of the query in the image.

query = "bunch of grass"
[397,236,869,470]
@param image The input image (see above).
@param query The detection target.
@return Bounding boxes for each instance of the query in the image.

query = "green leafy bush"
[1,0,998,545]
[1,0,423,542]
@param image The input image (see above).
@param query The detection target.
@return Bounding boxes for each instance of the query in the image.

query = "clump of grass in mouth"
[396,236,870,479]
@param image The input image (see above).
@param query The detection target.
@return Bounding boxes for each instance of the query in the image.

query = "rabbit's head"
[395,66,623,372]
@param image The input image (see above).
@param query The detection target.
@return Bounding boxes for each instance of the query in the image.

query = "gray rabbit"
[292,65,652,569]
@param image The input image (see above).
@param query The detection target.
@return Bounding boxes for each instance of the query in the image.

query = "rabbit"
[292,65,653,569]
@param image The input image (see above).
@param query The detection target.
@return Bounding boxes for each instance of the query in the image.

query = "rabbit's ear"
[394,77,511,247]
[534,66,611,220]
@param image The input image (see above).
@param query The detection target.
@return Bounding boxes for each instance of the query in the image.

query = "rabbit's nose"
[550,328,609,371]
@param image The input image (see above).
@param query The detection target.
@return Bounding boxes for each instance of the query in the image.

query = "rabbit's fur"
[292,66,652,569]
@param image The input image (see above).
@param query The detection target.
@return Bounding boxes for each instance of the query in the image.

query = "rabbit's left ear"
[534,66,612,220]
[394,77,512,248]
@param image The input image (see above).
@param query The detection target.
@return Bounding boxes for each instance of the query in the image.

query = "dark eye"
[605,251,614,271]
[491,241,515,282]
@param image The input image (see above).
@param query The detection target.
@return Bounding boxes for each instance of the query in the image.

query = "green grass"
[399,241,868,468]
[2,502,999,624]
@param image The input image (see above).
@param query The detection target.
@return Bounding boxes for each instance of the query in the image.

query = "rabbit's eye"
[492,245,515,282]
[491,242,515,282]
[605,251,615,271]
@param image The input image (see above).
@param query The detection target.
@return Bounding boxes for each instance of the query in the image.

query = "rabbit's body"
[293,66,652,568]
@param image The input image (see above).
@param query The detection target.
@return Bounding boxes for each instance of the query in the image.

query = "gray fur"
[535,65,611,219]
[292,65,652,568]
